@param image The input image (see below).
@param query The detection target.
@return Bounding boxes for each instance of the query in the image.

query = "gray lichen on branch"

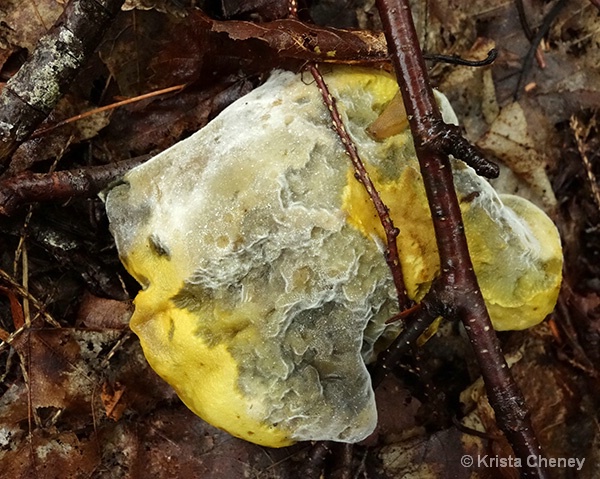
[0,0,125,166]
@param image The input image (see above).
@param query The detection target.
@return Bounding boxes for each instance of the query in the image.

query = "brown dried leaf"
[0,0,64,52]
[12,329,122,416]
[0,429,100,479]
[459,330,598,478]
[123,0,189,15]
[219,0,289,22]
[379,427,505,479]
[77,291,132,329]
[368,375,422,444]
[193,10,388,63]
[477,101,556,209]
[95,79,254,158]
[8,94,111,174]
[101,381,126,420]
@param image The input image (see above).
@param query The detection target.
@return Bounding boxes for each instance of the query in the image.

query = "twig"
[423,48,498,67]
[31,85,185,138]
[515,0,568,99]
[371,304,437,387]
[0,0,125,166]
[300,441,332,479]
[332,443,354,479]
[0,156,150,216]
[0,268,59,333]
[308,64,410,307]
[375,0,548,477]
[515,0,550,69]
[515,0,535,40]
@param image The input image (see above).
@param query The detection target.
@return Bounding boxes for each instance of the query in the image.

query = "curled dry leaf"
[193,10,388,63]
[8,95,111,174]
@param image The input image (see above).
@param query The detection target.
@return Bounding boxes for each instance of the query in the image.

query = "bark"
[0,156,149,216]
[0,0,125,167]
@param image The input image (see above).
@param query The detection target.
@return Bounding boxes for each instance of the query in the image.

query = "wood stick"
[375,0,548,476]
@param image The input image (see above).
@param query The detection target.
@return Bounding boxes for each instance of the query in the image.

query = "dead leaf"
[0,0,64,53]
[101,381,126,420]
[9,94,111,174]
[478,101,557,209]
[77,291,132,329]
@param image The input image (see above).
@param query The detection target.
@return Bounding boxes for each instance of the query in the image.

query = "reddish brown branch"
[0,156,149,216]
[375,0,547,477]
[0,0,125,166]
[371,303,436,387]
[308,64,410,308]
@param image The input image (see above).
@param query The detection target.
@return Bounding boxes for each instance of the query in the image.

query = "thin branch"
[423,48,498,67]
[300,441,332,479]
[370,302,437,387]
[570,115,600,215]
[515,0,535,40]
[515,0,568,99]
[0,268,59,332]
[32,84,185,138]
[0,156,150,216]
[515,0,548,70]
[331,443,354,479]
[0,0,125,166]
[308,64,410,308]
[375,0,548,477]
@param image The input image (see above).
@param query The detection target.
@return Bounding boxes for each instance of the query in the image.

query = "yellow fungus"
[105,66,562,447]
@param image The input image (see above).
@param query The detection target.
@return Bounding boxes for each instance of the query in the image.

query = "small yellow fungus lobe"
[105,67,562,448]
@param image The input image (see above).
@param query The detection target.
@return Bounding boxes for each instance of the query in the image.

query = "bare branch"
[375,0,548,476]
[0,0,125,166]
[307,64,410,308]
[0,156,149,216]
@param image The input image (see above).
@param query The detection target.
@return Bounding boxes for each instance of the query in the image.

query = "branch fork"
[373,0,549,476]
